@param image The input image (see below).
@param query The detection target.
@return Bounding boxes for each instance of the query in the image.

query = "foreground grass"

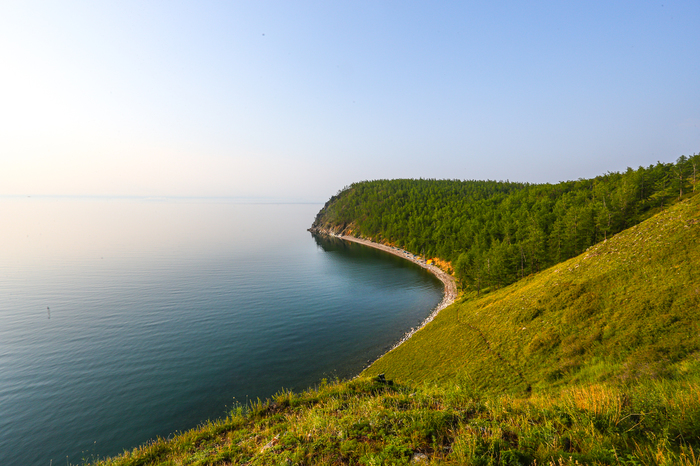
[91,376,700,465]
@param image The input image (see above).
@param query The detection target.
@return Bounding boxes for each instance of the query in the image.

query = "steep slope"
[364,193,700,393]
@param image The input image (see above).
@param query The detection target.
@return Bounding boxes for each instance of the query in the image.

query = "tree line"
[312,154,699,293]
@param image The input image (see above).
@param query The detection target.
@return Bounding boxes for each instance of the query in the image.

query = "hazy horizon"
[2,1,698,202]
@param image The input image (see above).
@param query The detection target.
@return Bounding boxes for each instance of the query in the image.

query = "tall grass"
[90,377,700,465]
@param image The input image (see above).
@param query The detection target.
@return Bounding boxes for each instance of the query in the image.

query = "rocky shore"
[309,227,458,358]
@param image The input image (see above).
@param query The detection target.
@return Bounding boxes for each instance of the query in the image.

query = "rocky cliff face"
[307,223,353,236]
[308,201,356,236]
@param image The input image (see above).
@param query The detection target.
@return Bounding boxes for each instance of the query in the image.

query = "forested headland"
[94,155,700,465]
[312,154,700,293]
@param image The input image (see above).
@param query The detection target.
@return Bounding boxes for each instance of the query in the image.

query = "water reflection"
[312,232,439,281]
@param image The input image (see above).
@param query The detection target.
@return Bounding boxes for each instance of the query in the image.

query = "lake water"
[0,198,443,465]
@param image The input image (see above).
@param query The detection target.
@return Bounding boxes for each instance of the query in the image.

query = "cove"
[0,198,444,465]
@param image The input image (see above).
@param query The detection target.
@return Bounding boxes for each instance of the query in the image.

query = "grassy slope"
[92,378,700,466]
[92,195,700,466]
[364,193,700,394]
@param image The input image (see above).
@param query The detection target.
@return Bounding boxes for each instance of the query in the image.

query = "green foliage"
[313,154,700,292]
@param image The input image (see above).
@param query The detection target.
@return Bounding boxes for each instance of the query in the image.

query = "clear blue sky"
[1,1,698,201]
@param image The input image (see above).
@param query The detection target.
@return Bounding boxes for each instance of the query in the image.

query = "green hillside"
[92,184,700,465]
[364,190,700,393]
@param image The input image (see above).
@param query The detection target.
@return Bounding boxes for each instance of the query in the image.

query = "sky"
[1,1,699,202]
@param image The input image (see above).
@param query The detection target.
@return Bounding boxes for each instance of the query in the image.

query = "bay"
[0,198,443,465]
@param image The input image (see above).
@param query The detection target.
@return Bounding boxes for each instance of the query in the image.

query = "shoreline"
[310,228,458,362]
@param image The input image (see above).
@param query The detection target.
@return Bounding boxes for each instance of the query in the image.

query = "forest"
[312,154,700,293]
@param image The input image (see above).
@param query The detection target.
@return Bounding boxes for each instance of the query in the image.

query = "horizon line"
[0,194,326,204]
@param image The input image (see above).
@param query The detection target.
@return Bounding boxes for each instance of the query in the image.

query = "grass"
[88,194,700,465]
[89,376,700,465]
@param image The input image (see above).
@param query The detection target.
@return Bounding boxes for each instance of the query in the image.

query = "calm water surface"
[0,198,443,465]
